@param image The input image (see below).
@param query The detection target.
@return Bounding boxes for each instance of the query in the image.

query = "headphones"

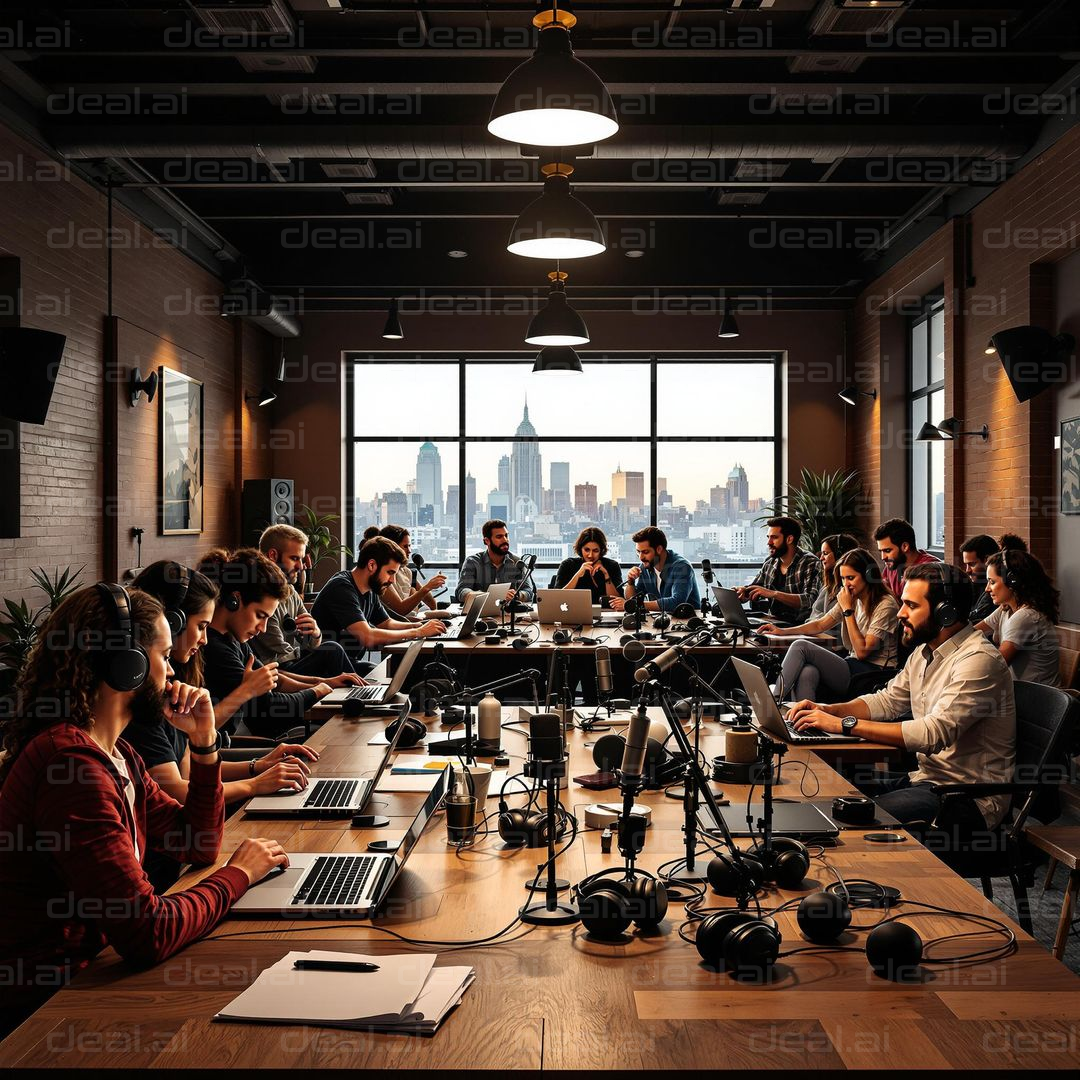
[551,626,574,645]
[512,623,543,650]
[385,714,427,748]
[748,836,811,889]
[94,582,151,692]
[574,868,669,939]
[695,910,782,976]
[707,835,809,895]
[590,731,682,788]
[497,798,570,847]
[162,562,191,637]
[223,591,242,612]
[1002,547,1020,591]
[931,563,963,628]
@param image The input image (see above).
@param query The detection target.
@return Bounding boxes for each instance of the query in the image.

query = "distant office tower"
[550,461,570,511]
[415,441,443,525]
[497,455,511,495]
[488,489,509,523]
[465,473,477,524]
[657,476,668,499]
[445,484,459,524]
[612,465,645,511]
[727,462,749,514]
[380,490,409,527]
[510,399,542,521]
[575,482,598,519]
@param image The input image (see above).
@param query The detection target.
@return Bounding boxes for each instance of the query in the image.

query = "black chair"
[916,680,1078,934]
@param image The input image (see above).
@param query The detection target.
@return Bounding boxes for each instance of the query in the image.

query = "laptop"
[730,656,861,744]
[712,586,772,630]
[243,700,411,817]
[324,639,423,705]
[230,765,450,917]
[476,582,513,617]
[536,588,593,626]
[429,590,484,640]
[701,801,840,840]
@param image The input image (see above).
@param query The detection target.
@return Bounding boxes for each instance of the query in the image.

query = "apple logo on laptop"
[559,602,569,613]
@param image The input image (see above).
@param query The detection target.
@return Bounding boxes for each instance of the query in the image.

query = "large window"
[345,355,781,588]
[909,297,946,553]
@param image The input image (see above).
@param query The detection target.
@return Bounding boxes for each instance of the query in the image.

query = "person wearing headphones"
[788,563,1015,830]
[809,533,859,642]
[974,548,1061,686]
[377,524,448,619]
[0,585,287,1038]
[760,548,899,702]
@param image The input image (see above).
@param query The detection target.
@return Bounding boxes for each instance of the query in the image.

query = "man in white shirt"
[789,563,1016,832]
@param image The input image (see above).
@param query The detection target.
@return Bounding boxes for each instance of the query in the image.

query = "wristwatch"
[841,608,855,618]
[189,732,221,755]
[841,715,858,734]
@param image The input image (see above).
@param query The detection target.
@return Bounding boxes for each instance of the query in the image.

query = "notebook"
[230,765,449,916]
[323,639,423,705]
[243,699,411,817]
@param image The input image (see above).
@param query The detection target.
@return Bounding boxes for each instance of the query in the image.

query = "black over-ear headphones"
[931,563,963,628]
[695,910,782,975]
[94,582,151,692]
[163,562,191,637]
[497,798,554,847]
[223,591,242,612]
[1002,547,1020,590]
[574,868,669,939]
[747,836,812,889]
[385,714,427,748]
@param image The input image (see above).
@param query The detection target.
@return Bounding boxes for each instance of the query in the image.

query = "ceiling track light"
[382,298,404,340]
[488,2,618,148]
[508,162,606,260]
[525,270,590,346]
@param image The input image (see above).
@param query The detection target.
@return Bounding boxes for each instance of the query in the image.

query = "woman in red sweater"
[0,585,288,1037]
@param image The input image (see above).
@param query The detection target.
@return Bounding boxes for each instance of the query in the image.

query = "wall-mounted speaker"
[242,478,294,545]
[0,328,67,424]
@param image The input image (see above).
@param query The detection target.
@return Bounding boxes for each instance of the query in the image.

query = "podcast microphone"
[619,705,652,792]
[621,639,647,664]
[633,629,712,683]
[410,553,427,580]
[701,558,715,583]
[594,646,613,698]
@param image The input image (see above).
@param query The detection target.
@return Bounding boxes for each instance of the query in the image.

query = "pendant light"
[718,294,740,339]
[488,2,618,148]
[381,298,403,340]
[508,163,605,260]
[533,345,583,374]
[526,270,589,346]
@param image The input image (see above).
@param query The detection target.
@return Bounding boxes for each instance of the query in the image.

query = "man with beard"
[615,524,700,613]
[735,516,821,623]
[312,535,447,664]
[455,519,533,605]
[199,548,336,739]
[788,563,1015,831]
[874,517,938,601]
[0,585,285,1037]
[252,524,362,679]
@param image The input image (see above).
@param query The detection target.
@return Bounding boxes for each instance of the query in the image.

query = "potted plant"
[294,505,353,601]
[0,565,85,670]
[756,468,864,553]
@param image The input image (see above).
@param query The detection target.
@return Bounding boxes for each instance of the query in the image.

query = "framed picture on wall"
[160,367,204,534]
[1062,417,1080,515]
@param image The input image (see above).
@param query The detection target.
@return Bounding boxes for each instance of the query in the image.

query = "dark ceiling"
[1,0,1078,312]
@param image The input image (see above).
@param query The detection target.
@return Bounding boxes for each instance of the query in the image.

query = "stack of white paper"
[215,950,475,1036]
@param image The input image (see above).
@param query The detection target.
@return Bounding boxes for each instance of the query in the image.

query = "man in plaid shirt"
[736,516,822,623]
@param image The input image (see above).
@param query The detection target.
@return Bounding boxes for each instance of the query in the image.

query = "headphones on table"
[574,868,669,940]
[93,582,151,692]
[496,797,571,847]
[162,562,191,637]
[695,910,782,975]
[385,714,427,748]
[706,835,809,897]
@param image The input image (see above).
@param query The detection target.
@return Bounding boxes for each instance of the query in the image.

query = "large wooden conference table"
[2,707,1080,1070]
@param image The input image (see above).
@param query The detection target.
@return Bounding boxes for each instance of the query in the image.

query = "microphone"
[280,615,297,635]
[410,553,427,580]
[621,639,647,664]
[701,558,715,583]
[594,646,613,698]
[619,705,652,790]
[633,629,711,683]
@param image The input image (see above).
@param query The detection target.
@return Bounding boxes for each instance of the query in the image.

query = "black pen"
[293,960,380,972]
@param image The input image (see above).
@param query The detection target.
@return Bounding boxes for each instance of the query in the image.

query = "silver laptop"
[429,590,484,640]
[536,588,593,626]
[476,582,512,617]
[243,700,411,817]
[230,766,450,917]
[730,657,861,744]
[324,639,423,705]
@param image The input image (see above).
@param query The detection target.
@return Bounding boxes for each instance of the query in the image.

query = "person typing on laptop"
[788,563,1016,831]
[735,516,821,623]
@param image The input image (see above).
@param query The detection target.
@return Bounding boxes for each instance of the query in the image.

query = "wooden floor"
[3,706,1080,1070]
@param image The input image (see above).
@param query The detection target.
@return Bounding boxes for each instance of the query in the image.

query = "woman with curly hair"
[975,548,1061,686]
[0,584,287,1037]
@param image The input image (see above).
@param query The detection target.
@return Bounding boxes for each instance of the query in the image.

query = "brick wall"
[852,123,1080,584]
[0,121,275,609]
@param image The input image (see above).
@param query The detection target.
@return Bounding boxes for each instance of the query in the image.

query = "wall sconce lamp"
[838,385,877,406]
[916,416,988,441]
[129,368,158,408]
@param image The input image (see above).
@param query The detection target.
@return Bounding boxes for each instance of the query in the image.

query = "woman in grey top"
[808,533,859,641]
[975,548,1061,686]
[762,548,900,702]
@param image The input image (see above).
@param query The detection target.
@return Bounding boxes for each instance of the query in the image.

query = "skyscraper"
[465,472,477,525]
[510,398,542,521]
[550,461,570,511]
[612,465,645,511]
[445,484,459,524]
[575,482,598,519]
[727,463,749,515]
[415,441,443,525]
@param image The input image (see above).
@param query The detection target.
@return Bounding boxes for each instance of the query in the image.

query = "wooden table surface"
[3,708,1079,1070]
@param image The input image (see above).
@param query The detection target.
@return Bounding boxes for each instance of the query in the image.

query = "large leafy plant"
[294,505,353,596]
[757,469,864,553]
[0,565,85,670]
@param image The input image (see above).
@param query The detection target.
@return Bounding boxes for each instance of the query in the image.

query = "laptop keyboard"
[296,855,378,906]
[345,684,383,701]
[303,779,361,809]
[784,721,833,743]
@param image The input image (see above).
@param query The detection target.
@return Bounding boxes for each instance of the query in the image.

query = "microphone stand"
[700,566,715,616]
[426,669,543,760]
